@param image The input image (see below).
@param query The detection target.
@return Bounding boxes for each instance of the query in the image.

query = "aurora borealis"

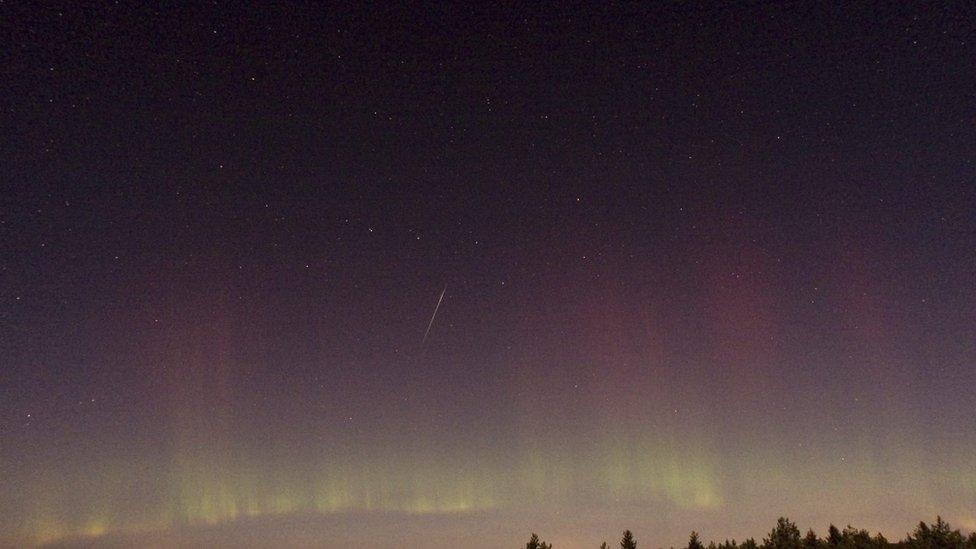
[2,3,976,548]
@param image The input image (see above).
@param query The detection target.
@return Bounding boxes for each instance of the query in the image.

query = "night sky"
[2,3,975,548]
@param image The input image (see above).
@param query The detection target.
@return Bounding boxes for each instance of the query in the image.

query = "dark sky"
[2,3,975,547]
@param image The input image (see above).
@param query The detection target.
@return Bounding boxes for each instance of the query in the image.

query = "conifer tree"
[764,518,802,549]
[907,516,964,549]
[827,526,843,547]
[621,530,638,549]
[526,533,552,549]
[842,525,872,549]
[804,529,820,549]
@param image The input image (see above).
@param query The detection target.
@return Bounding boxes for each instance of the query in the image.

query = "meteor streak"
[422,286,446,343]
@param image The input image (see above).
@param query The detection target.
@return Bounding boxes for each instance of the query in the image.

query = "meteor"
[422,286,446,343]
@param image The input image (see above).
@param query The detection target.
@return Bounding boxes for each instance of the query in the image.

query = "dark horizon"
[522,516,976,549]
[2,2,975,547]
[34,514,976,549]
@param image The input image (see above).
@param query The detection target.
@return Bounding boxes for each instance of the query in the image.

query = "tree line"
[524,516,976,549]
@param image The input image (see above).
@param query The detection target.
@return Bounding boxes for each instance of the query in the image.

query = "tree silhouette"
[804,529,820,549]
[519,516,975,549]
[764,518,802,549]
[525,533,552,549]
[907,517,965,549]
[828,526,843,547]
[841,525,873,549]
